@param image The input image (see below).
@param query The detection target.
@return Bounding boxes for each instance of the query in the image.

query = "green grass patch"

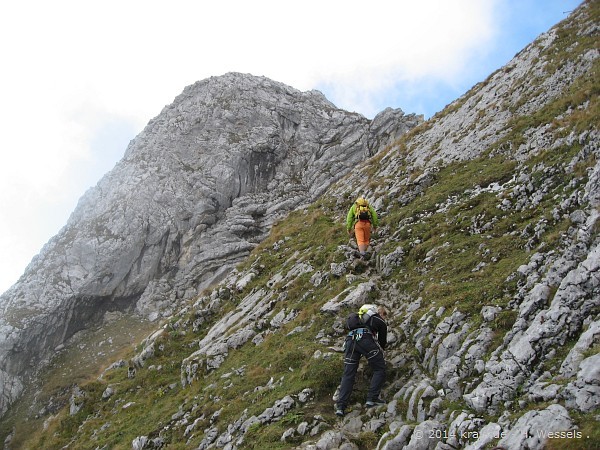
[544,411,600,450]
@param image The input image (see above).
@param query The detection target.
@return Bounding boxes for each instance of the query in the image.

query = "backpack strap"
[347,327,372,340]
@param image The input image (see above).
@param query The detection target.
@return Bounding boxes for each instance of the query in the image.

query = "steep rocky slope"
[1,1,599,449]
[0,74,420,420]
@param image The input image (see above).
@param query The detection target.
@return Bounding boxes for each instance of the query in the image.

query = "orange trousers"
[354,220,372,247]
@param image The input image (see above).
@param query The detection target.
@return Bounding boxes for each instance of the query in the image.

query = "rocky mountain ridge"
[0,73,421,419]
[1,1,599,449]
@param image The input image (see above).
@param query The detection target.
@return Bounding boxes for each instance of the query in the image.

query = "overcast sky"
[0,0,583,295]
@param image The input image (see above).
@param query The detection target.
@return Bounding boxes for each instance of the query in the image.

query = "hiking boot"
[335,408,345,417]
[365,398,386,408]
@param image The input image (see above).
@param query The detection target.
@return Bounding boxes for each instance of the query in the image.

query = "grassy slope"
[15,136,597,449]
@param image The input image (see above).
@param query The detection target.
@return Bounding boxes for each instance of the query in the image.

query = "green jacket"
[346,203,379,232]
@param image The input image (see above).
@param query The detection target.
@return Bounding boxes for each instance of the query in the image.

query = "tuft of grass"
[544,411,600,450]
[353,431,380,450]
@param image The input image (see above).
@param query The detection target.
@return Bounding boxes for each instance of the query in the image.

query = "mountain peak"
[0,71,420,419]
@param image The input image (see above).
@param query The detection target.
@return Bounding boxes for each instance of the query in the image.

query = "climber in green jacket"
[346,197,379,258]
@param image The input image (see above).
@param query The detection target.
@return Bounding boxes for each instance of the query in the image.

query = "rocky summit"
[1,1,599,449]
[0,73,420,420]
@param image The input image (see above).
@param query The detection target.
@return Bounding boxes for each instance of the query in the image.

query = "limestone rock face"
[0,73,422,417]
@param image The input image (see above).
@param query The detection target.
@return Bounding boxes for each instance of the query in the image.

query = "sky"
[0,0,584,295]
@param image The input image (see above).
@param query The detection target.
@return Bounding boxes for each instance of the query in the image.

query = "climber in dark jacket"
[335,304,388,416]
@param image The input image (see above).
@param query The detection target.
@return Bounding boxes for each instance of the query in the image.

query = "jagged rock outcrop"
[0,73,422,418]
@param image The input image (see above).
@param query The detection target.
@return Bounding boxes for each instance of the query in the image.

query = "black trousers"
[337,334,386,409]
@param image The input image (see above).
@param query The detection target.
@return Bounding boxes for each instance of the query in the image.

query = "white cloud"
[0,0,579,293]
